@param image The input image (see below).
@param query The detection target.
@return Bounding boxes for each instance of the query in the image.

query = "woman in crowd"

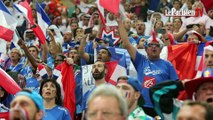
[39,79,71,120]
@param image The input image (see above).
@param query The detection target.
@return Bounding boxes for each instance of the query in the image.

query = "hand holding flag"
[14,1,46,44]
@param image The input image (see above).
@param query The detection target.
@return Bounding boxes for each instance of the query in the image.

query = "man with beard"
[117,17,178,117]
[81,61,108,119]
[10,89,44,120]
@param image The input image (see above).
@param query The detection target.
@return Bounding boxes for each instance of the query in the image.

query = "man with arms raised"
[117,16,178,117]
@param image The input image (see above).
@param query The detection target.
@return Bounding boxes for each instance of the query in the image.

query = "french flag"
[36,0,51,38]
[37,63,48,79]
[0,0,18,53]
[9,29,21,50]
[52,63,62,79]
[106,53,127,85]
[14,1,46,44]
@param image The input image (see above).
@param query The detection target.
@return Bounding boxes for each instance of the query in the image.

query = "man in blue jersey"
[117,17,178,117]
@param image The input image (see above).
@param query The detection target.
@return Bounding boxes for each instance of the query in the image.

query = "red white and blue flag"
[52,63,62,79]
[14,1,46,44]
[36,0,51,38]
[37,63,48,79]
[106,53,127,85]
[0,0,18,53]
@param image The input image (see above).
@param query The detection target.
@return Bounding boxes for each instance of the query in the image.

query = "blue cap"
[127,76,142,92]
[16,90,44,111]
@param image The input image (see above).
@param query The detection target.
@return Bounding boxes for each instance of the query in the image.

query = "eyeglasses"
[148,43,161,48]
[87,111,121,119]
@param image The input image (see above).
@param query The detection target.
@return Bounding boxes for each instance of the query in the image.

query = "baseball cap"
[16,90,44,111]
[117,76,145,106]
[117,76,142,92]
[126,76,142,92]
[185,68,213,99]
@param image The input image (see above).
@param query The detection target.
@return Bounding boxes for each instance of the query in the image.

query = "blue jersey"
[7,63,24,72]
[20,65,40,92]
[47,53,54,69]
[133,51,178,108]
[1,94,14,109]
[81,87,95,111]
[43,105,71,120]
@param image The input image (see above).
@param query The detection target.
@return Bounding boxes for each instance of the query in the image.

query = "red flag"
[105,61,118,85]
[99,0,121,14]
[0,68,21,94]
[0,112,9,119]
[201,0,213,13]
[167,43,198,100]
[31,25,46,44]
[105,54,127,85]
[0,26,14,42]
[61,62,76,120]
[167,43,197,80]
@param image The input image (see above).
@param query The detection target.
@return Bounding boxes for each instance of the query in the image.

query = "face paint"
[10,104,29,120]
[125,91,131,99]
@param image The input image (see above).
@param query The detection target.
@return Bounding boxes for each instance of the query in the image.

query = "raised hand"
[17,39,26,49]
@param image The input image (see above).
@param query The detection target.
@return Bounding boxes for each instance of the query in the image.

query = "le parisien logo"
[165,8,203,17]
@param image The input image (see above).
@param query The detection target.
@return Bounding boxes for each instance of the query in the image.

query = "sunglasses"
[148,43,161,48]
